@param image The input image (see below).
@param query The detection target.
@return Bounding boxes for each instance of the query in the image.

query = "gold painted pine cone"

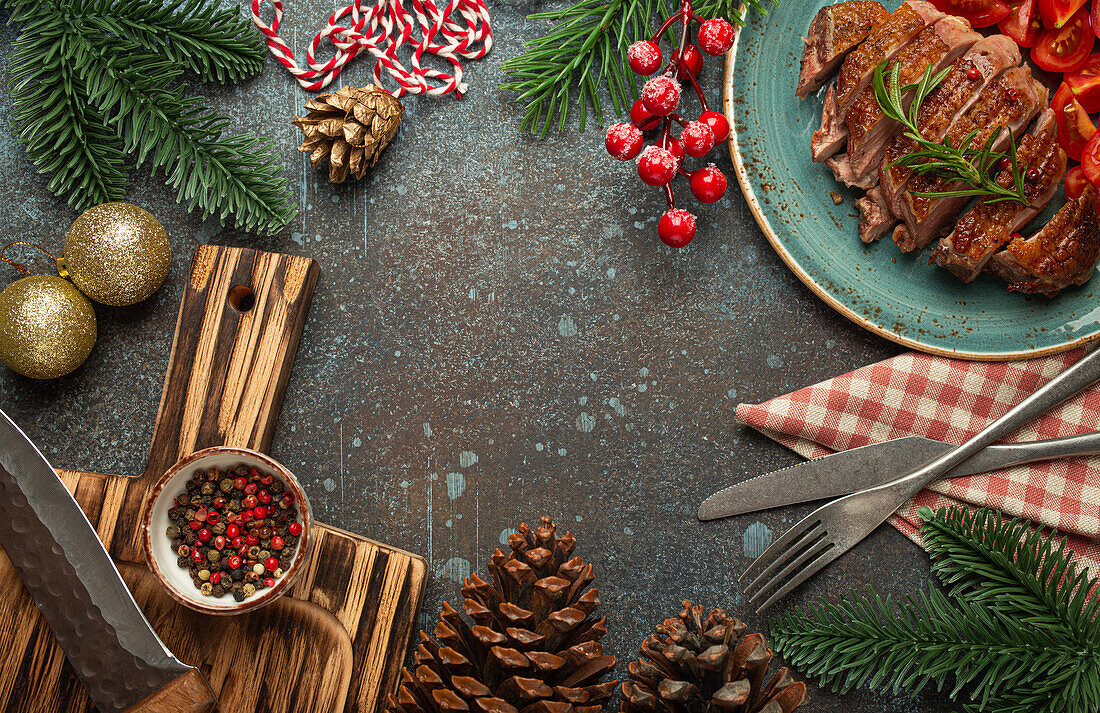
[292,84,403,183]
[386,517,618,713]
[621,602,806,713]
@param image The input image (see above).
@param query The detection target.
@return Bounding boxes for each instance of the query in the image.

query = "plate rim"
[721,21,1100,362]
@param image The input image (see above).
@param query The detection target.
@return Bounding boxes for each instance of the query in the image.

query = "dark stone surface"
[0,2,946,710]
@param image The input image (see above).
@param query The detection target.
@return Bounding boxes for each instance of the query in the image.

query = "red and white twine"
[251,0,492,97]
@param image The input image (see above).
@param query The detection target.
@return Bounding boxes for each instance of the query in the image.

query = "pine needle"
[500,0,775,135]
[770,506,1100,713]
[75,35,295,234]
[9,22,130,211]
[2,0,296,233]
[77,0,267,83]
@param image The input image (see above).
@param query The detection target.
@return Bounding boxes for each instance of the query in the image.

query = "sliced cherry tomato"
[1065,54,1100,111]
[1081,130,1100,186]
[1093,0,1100,39]
[999,0,1043,46]
[1033,7,1094,72]
[1054,82,1098,161]
[1066,165,1090,198]
[930,0,1010,27]
[1038,0,1087,28]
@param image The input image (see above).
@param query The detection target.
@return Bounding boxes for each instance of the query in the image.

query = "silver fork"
[739,345,1100,612]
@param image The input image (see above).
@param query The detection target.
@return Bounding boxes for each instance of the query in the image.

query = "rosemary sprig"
[873,62,1028,205]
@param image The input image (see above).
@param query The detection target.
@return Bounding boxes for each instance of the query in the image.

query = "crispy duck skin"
[798,0,891,98]
[931,110,1065,282]
[811,1,944,161]
[843,16,979,182]
[985,185,1100,297]
[890,67,1046,252]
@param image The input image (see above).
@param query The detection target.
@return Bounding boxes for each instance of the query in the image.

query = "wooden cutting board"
[0,244,426,713]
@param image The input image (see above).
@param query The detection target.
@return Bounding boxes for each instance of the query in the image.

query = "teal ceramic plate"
[723,1,1100,360]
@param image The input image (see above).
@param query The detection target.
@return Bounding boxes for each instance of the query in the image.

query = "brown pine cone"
[292,84,402,183]
[386,517,618,713]
[621,601,806,713]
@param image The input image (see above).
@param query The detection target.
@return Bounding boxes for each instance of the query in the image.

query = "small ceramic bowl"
[142,446,313,616]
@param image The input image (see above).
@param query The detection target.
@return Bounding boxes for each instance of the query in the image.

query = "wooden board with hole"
[0,244,426,713]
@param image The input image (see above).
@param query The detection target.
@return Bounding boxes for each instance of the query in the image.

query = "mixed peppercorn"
[166,464,302,601]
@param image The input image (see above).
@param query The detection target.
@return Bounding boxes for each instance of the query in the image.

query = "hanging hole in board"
[228,285,255,313]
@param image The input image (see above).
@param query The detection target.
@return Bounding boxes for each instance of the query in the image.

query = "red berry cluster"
[605,3,735,248]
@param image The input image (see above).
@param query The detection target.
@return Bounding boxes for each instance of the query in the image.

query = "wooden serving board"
[0,245,427,713]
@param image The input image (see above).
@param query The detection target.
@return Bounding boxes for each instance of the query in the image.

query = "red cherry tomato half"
[1065,165,1090,199]
[1038,0,1087,28]
[1053,81,1098,161]
[1033,7,1094,72]
[1082,130,1100,186]
[999,0,1043,46]
[930,0,1010,27]
[1093,0,1100,39]
[1065,54,1100,111]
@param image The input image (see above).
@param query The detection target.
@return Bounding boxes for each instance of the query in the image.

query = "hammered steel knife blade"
[0,408,215,713]
[698,431,1100,520]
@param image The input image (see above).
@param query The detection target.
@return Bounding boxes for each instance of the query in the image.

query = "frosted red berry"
[671,43,703,77]
[606,122,645,160]
[630,98,661,131]
[628,40,663,75]
[271,535,286,550]
[690,166,727,203]
[698,18,735,55]
[637,145,677,186]
[681,121,715,157]
[642,75,681,116]
[658,209,697,247]
[665,137,685,167]
[698,111,729,142]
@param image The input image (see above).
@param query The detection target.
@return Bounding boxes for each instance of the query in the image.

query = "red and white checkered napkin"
[736,348,1100,572]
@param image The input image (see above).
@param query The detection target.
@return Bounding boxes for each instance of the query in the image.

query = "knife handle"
[968,430,1100,473]
[123,669,216,713]
[895,345,1100,499]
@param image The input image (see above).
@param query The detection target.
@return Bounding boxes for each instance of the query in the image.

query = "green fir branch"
[920,506,1100,646]
[77,0,266,83]
[693,0,778,27]
[771,589,1100,711]
[770,506,1100,713]
[73,33,295,233]
[500,0,661,136]
[501,0,775,135]
[8,23,129,210]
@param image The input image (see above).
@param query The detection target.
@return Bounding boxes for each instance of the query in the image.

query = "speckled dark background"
[0,1,950,710]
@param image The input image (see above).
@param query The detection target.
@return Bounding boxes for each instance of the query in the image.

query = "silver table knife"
[699,431,1100,521]
[0,408,216,713]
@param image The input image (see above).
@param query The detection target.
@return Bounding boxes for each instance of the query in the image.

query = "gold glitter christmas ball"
[0,275,96,379]
[63,202,171,306]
